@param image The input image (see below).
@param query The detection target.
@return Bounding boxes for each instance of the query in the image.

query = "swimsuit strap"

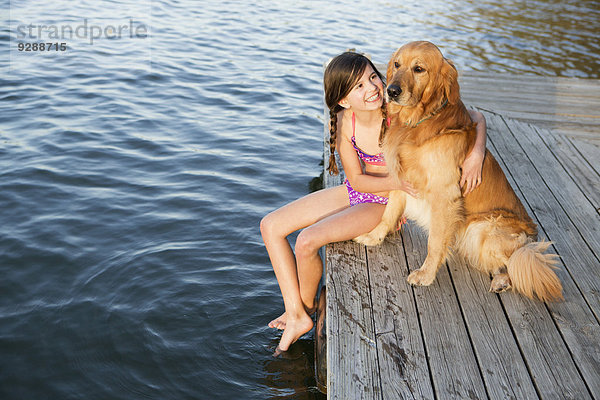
[350,112,386,165]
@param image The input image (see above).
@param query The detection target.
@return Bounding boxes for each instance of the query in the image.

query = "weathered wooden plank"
[462,105,600,139]
[467,113,600,134]
[459,74,600,106]
[459,105,600,127]
[483,112,598,399]
[402,225,488,400]
[460,85,600,106]
[538,133,600,211]
[366,237,435,400]
[459,72,600,92]
[447,256,540,400]
[326,241,381,399]
[548,127,600,139]
[501,116,600,300]
[461,91,600,112]
[458,72,600,138]
[569,136,600,179]
[496,293,593,400]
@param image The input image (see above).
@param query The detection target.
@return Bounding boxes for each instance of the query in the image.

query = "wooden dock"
[321,72,600,399]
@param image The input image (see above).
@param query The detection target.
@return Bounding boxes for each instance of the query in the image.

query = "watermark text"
[16,19,148,45]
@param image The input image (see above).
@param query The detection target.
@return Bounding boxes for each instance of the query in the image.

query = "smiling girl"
[261,51,487,354]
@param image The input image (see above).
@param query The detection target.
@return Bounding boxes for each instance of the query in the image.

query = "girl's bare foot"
[268,305,317,330]
[274,312,314,355]
[268,312,287,330]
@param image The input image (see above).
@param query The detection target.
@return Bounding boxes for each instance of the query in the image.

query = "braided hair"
[324,52,386,175]
[379,101,388,146]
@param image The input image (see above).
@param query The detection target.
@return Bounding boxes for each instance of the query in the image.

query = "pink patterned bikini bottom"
[344,178,388,207]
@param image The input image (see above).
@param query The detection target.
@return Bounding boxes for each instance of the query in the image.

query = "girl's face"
[339,65,384,111]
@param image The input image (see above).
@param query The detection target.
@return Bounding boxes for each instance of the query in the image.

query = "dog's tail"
[507,240,563,302]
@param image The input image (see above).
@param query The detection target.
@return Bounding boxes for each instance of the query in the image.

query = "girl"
[261,51,487,354]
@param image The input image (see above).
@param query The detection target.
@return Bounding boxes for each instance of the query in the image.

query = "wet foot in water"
[273,312,314,356]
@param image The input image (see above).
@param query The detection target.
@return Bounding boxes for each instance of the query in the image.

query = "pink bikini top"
[350,112,386,166]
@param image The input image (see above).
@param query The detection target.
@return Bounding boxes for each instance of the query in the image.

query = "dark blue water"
[1,0,598,399]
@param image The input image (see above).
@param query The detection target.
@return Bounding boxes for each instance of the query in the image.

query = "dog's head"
[386,41,460,111]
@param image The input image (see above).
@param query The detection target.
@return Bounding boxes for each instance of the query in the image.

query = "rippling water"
[1,0,598,398]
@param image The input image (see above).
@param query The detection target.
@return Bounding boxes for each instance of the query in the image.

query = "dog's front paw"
[407,268,436,286]
[353,224,389,246]
[353,232,385,246]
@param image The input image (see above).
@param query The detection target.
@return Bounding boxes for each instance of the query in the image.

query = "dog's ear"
[387,50,399,83]
[421,52,447,106]
[442,58,460,104]
[421,74,440,106]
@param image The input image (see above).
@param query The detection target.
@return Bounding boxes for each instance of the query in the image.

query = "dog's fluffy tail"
[507,240,563,302]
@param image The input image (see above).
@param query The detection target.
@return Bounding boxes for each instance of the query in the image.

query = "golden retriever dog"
[354,41,562,302]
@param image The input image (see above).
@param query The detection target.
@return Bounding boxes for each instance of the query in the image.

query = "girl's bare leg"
[276,203,387,352]
[262,186,349,330]
[261,188,386,353]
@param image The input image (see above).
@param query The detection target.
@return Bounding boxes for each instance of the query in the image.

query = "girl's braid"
[327,109,339,175]
[379,101,388,145]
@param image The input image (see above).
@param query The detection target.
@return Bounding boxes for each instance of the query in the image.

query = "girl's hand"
[400,180,419,198]
[460,149,484,195]
[462,109,487,196]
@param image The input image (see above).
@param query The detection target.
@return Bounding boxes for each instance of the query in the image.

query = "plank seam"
[400,232,438,400]
[532,125,600,227]
[495,289,543,399]
[445,260,492,400]
[364,245,385,400]
[536,131,600,213]
[564,136,600,216]
[326,246,337,395]
[565,136,600,178]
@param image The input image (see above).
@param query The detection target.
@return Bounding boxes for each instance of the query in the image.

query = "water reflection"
[381,0,599,78]
[262,337,326,400]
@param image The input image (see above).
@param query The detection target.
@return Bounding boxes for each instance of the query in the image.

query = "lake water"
[1,0,598,398]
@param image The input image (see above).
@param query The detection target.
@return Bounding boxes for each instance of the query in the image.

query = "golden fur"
[354,41,562,302]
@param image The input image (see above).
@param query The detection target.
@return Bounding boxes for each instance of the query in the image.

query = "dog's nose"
[387,84,402,99]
